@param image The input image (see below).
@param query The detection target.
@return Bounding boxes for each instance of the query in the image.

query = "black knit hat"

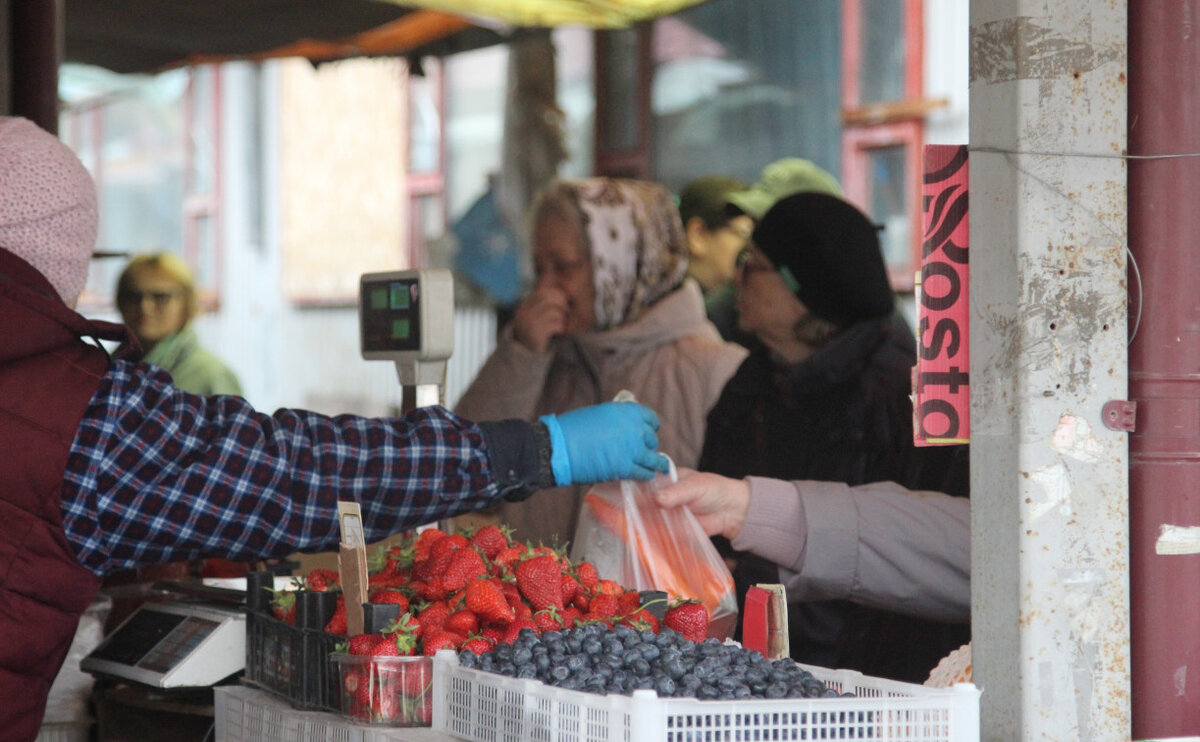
[751,192,894,327]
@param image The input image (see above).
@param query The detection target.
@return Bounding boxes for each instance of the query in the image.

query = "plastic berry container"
[331,653,433,726]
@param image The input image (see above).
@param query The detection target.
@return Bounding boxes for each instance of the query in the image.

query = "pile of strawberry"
[270,524,712,655]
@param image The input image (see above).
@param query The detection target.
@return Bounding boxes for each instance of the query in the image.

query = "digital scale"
[359,268,455,411]
[82,598,245,688]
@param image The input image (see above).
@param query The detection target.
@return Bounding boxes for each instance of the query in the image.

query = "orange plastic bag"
[570,461,738,640]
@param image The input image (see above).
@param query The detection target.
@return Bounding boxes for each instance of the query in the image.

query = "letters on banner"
[914,145,969,446]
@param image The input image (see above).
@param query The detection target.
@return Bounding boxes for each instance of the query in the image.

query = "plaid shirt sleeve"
[62,360,505,576]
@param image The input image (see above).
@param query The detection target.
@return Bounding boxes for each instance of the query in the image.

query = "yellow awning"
[378,0,708,29]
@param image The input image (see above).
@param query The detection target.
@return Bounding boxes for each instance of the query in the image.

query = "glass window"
[59,64,191,309]
[649,0,842,192]
[859,2,907,104]
[409,61,442,175]
[866,144,910,269]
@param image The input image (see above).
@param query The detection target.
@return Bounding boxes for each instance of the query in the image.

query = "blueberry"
[516,663,537,678]
[512,647,533,665]
[654,676,677,696]
[764,682,788,699]
[631,658,651,676]
[638,643,661,661]
[551,665,570,681]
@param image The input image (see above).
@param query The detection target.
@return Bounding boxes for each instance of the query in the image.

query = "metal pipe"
[1128,1,1200,736]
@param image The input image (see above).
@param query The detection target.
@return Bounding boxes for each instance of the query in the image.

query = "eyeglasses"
[117,289,180,309]
[734,247,801,293]
[734,247,773,276]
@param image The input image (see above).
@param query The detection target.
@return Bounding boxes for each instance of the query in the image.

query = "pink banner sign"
[914,145,969,445]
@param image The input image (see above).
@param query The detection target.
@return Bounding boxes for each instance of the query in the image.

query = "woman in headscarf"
[455,177,747,548]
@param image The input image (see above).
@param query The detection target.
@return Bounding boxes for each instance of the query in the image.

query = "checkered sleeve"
[61,361,506,575]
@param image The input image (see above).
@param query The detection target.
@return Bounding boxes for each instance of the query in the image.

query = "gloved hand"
[540,402,670,486]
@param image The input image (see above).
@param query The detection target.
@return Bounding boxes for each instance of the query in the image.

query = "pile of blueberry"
[456,623,855,701]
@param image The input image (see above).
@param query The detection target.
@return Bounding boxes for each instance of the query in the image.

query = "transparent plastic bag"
[570,457,738,640]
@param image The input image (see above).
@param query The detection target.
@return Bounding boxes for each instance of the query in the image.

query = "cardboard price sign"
[914,145,970,445]
[337,501,369,636]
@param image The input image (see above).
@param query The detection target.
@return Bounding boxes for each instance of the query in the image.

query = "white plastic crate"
[431,651,980,742]
[215,685,453,741]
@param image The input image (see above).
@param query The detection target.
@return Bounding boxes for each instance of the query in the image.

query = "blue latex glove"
[540,402,670,486]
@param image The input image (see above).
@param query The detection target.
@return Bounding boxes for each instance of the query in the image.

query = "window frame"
[840,0,926,292]
[405,58,447,269]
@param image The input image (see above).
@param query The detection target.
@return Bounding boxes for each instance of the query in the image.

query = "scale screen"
[361,276,422,353]
[82,601,245,688]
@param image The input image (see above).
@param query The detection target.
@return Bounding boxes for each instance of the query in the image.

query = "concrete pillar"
[969,2,1130,740]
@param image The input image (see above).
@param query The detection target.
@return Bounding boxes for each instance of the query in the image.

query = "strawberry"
[413,693,434,725]
[618,590,641,615]
[663,599,710,642]
[441,548,487,592]
[586,593,619,620]
[621,607,660,633]
[468,524,511,559]
[532,606,563,633]
[422,629,465,656]
[462,635,495,655]
[381,614,420,655]
[398,659,431,696]
[561,605,582,628]
[368,587,410,614]
[270,590,296,625]
[492,544,527,574]
[444,608,480,636]
[596,579,623,597]
[304,568,340,592]
[384,544,414,574]
[514,554,563,611]
[481,626,505,644]
[501,618,537,644]
[575,561,600,589]
[368,571,409,589]
[466,578,516,626]
[500,581,522,606]
[559,574,580,606]
[413,528,447,561]
[370,637,401,657]
[324,598,348,635]
[414,575,449,602]
[414,601,451,636]
[349,633,384,656]
[428,533,470,562]
[512,601,533,623]
[412,551,451,585]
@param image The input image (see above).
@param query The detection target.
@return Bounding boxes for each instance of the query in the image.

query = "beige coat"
[454,280,747,547]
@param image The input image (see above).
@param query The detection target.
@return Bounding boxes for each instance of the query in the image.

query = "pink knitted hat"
[0,117,98,304]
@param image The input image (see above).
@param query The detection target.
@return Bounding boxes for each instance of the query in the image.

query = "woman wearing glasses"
[690,191,970,684]
[115,252,242,396]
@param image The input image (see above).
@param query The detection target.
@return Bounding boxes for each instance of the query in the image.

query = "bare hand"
[653,468,750,542]
[512,285,568,353]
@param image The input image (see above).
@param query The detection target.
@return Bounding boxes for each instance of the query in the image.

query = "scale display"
[82,601,245,688]
[361,276,422,353]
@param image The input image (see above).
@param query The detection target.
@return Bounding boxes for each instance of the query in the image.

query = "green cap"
[726,158,842,220]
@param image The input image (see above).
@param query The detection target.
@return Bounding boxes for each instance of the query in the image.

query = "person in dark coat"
[698,191,970,683]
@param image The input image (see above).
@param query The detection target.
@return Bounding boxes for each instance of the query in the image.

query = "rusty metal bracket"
[1102,400,1137,432]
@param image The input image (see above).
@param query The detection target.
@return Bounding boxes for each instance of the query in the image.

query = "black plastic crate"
[245,610,344,712]
[243,575,343,712]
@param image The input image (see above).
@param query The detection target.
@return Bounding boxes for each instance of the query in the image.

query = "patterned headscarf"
[538,178,688,330]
